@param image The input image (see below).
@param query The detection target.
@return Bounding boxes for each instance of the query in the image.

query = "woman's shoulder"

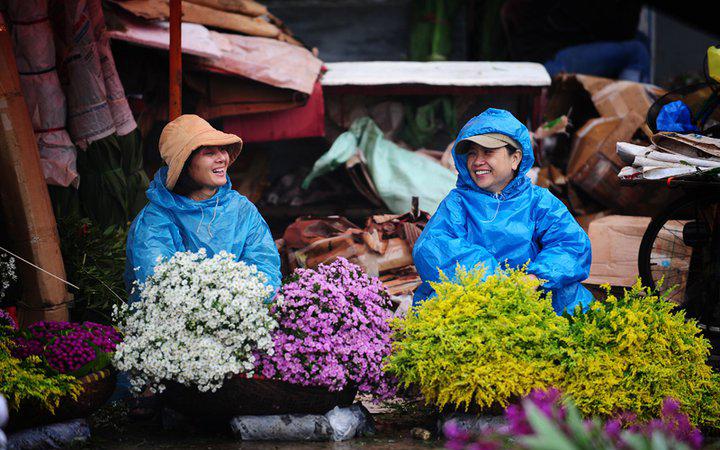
[223,190,261,214]
[129,202,177,234]
[526,184,574,224]
[527,184,563,206]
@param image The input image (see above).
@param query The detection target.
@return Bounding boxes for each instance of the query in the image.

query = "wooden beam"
[169,0,182,120]
[0,14,69,325]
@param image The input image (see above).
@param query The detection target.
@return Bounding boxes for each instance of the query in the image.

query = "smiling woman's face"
[187,146,230,189]
[465,143,522,194]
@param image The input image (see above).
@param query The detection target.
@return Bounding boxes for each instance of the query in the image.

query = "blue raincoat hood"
[453,108,534,198]
[412,108,593,315]
[125,167,282,300]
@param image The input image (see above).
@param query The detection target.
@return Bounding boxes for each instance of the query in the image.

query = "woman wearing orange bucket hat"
[124,115,281,299]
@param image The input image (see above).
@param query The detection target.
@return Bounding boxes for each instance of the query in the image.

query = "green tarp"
[302,117,456,215]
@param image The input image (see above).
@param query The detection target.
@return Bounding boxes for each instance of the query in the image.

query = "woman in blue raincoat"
[413,108,593,314]
[125,114,281,299]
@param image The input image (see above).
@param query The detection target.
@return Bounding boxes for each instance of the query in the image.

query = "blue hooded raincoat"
[412,109,593,314]
[125,167,282,299]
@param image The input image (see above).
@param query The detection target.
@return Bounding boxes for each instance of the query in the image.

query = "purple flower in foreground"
[645,398,703,449]
[444,420,502,450]
[505,387,564,436]
[446,390,703,450]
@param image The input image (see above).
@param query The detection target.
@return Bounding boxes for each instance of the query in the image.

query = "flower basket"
[114,250,278,394]
[6,369,117,431]
[161,376,357,419]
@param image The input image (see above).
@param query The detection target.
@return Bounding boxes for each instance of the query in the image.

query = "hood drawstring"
[197,205,205,234]
[207,195,220,238]
[195,195,220,238]
[479,193,502,223]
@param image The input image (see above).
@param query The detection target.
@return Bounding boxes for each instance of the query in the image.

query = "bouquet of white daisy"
[113,249,277,393]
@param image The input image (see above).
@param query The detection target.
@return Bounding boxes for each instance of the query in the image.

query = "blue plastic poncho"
[125,167,281,299]
[412,108,594,314]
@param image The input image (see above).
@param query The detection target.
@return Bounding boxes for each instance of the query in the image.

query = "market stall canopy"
[109,0,298,44]
[191,32,321,95]
[223,81,324,143]
[106,15,222,59]
[321,61,551,89]
[107,10,321,95]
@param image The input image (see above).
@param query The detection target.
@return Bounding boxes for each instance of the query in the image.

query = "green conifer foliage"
[562,281,720,427]
[387,270,720,428]
[386,267,567,410]
[0,340,82,413]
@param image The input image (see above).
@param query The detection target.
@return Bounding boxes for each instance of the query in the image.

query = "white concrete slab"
[321,61,551,88]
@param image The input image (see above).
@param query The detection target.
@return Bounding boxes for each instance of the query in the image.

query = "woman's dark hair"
[172,148,203,197]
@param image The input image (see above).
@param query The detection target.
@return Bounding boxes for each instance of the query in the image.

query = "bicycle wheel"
[638,193,720,325]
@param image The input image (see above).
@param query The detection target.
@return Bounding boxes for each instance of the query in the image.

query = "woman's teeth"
[475,170,491,175]
[212,168,225,174]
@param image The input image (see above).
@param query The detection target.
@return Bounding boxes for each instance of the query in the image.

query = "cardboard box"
[567,112,644,177]
[571,152,647,211]
[575,211,610,232]
[586,215,650,286]
[591,81,654,118]
[587,215,689,302]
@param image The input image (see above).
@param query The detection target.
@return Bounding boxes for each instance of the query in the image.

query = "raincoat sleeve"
[413,193,500,284]
[238,206,282,293]
[526,191,592,290]
[125,207,183,296]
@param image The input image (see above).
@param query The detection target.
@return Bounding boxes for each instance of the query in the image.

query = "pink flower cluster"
[12,321,122,375]
[257,258,396,399]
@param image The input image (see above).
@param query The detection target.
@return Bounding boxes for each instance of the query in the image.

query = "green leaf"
[519,401,578,450]
[621,431,651,450]
[564,402,596,449]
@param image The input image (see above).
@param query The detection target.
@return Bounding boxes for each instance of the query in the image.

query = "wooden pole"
[169,0,182,120]
[0,14,69,325]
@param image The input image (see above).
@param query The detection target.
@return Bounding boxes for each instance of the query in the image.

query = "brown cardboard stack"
[279,211,429,296]
[586,215,689,302]
[543,74,676,218]
[591,81,657,118]
[586,215,650,286]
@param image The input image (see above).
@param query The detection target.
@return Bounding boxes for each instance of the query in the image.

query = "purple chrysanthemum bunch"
[257,257,396,399]
[12,321,122,375]
[444,388,703,450]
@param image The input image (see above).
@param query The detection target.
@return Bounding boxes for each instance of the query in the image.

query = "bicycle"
[635,176,720,354]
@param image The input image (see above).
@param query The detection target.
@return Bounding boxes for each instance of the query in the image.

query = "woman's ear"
[512,150,522,171]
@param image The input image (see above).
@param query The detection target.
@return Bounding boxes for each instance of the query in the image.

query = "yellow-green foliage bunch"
[562,281,720,428]
[386,267,568,410]
[0,338,82,413]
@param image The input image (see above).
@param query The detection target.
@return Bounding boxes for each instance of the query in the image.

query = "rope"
[0,244,79,290]
[1,244,126,304]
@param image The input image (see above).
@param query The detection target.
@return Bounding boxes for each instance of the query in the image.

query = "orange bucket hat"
[159,114,243,190]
